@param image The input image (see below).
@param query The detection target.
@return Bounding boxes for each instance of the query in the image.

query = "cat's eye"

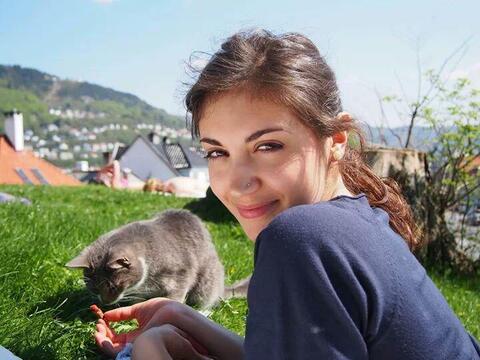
[106,265,120,272]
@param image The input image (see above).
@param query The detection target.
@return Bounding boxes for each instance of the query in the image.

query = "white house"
[116,132,209,183]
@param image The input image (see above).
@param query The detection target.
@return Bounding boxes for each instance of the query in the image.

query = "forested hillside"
[0,64,184,133]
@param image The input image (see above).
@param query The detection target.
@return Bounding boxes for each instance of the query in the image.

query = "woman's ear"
[330,112,352,161]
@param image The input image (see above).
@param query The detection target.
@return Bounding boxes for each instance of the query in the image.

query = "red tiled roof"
[465,155,480,175]
[0,135,82,186]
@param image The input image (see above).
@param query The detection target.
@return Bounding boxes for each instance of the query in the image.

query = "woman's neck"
[320,170,353,201]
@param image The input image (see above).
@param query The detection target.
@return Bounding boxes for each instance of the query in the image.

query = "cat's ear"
[107,256,131,270]
[65,251,90,269]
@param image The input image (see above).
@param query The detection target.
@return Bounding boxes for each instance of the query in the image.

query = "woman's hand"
[94,298,204,356]
[94,298,245,360]
[131,324,214,360]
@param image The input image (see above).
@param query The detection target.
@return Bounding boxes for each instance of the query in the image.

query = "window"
[31,168,49,185]
[164,144,190,169]
[15,168,33,184]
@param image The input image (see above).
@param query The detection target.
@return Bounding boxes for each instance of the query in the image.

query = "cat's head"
[66,243,146,305]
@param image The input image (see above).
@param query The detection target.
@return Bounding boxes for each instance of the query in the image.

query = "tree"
[383,71,480,271]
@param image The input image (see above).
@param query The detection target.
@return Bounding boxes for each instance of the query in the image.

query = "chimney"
[148,131,161,145]
[4,109,24,151]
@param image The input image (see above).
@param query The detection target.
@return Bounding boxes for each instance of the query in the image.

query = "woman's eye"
[256,143,283,152]
[203,150,226,160]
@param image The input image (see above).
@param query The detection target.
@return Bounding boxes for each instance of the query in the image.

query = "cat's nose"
[99,292,116,305]
[100,295,116,305]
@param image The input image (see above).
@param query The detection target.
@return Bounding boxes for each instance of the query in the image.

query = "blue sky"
[0,0,478,127]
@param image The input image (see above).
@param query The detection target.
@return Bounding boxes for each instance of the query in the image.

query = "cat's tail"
[222,275,251,299]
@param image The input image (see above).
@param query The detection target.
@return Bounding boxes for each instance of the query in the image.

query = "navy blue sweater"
[244,194,480,359]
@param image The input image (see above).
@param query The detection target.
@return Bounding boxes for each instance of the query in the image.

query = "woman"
[94,29,480,359]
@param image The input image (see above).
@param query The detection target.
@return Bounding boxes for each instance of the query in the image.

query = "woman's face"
[199,90,335,241]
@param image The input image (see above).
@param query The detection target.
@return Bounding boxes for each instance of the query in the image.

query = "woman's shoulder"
[271,193,377,224]
[259,194,388,249]
[256,194,412,273]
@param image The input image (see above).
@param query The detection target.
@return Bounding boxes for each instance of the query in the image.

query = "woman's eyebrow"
[200,127,286,146]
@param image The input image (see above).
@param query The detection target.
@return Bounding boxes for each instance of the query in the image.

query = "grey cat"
[66,209,249,309]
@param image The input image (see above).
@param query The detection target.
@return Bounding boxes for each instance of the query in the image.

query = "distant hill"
[0,64,437,154]
[0,64,184,132]
[361,124,437,151]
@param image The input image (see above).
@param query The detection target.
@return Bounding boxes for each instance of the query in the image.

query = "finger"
[110,328,142,345]
[136,315,210,356]
[104,298,173,323]
[97,319,115,339]
[90,304,104,319]
[103,305,136,322]
[103,298,166,322]
[163,326,210,357]
[181,332,210,356]
[94,322,117,357]
[95,322,129,356]
[97,318,142,345]
[170,333,213,360]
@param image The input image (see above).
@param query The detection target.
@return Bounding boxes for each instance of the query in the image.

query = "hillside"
[0,64,438,169]
[0,64,184,132]
[361,124,437,151]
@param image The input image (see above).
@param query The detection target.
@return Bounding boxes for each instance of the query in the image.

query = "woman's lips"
[236,200,279,219]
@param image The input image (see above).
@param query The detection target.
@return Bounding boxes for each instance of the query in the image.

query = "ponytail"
[340,137,422,251]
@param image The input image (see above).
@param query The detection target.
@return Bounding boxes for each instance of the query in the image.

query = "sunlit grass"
[0,185,477,359]
[0,185,251,359]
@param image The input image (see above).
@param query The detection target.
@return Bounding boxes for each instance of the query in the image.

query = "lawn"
[0,185,478,359]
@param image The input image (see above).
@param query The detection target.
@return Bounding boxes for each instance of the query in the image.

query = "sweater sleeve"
[243,206,379,360]
[243,200,480,360]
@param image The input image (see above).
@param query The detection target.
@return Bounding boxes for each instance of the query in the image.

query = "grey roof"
[153,139,207,170]
[113,145,129,160]
[135,135,180,175]
[179,144,208,168]
[118,134,207,174]
[163,143,190,169]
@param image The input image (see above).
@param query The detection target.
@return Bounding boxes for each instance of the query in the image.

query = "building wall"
[364,147,426,179]
[119,138,177,181]
[189,167,209,182]
[178,167,209,183]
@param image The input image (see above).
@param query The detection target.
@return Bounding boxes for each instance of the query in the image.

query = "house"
[464,155,479,177]
[363,146,426,179]
[116,132,209,183]
[0,110,81,186]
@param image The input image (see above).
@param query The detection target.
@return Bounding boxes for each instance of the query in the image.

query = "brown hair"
[185,29,421,250]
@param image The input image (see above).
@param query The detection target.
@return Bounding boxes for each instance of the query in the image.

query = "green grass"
[429,268,480,337]
[0,185,252,359]
[0,185,478,359]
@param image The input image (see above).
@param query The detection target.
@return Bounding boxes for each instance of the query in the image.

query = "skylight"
[31,168,49,185]
[15,168,33,184]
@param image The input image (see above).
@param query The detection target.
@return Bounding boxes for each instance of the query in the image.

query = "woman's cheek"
[207,165,227,197]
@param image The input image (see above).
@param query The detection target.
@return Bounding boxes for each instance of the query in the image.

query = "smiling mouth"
[236,200,279,219]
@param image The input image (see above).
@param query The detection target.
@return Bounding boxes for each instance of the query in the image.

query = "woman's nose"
[230,177,259,198]
[227,160,260,196]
